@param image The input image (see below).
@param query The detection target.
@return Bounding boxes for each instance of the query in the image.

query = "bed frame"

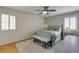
[32,24,64,49]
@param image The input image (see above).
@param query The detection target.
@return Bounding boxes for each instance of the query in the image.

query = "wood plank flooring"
[55,35,79,53]
[0,43,18,53]
[0,35,79,53]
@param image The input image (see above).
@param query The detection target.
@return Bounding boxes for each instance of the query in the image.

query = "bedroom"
[0,6,79,53]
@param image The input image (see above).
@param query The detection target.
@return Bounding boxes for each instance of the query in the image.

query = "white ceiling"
[5,6,79,17]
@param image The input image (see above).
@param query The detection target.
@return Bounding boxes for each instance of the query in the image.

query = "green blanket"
[36,30,56,42]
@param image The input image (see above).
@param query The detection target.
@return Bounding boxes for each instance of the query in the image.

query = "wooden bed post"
[61,24,64,40]
[50,36,52,47]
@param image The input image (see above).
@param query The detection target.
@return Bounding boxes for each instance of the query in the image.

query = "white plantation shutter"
[70,17,76,30]
[1,14,16,31]
[1,14,9,30]
[10,16,16,30]
[64,17,69,29]
[64,16,76,30]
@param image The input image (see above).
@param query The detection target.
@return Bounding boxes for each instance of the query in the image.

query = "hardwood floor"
[0,43,18,53]
[55,35,79,53]
[0,38,32,53]
[0,35,79,53]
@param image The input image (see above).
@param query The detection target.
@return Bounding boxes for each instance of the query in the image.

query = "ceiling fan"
[36,6,56,15]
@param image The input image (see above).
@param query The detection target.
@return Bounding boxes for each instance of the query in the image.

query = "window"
[10,16,16,30]
[64,16,76,30]
[64,17,69,29]
[1,14,16,30]
[1,14,9,30]
[70,17,76,30]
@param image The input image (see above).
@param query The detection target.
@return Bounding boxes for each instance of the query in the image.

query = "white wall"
[0,7,44,45]
[45,11,79,35]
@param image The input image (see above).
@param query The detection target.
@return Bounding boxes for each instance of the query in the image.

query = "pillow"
[47,25,60,31]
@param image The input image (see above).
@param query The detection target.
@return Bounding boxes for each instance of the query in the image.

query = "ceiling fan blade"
[36,10,43,11]
[48,10,56,11]
[36,6,56,15]
[38,11,43,15]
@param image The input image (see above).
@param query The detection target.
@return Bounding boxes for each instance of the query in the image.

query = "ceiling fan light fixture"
[43,11,47,14]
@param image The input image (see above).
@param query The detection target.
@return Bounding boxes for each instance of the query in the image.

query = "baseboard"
[0,37,33,47]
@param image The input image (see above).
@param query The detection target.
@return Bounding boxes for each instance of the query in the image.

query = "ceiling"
[5,6,79,17]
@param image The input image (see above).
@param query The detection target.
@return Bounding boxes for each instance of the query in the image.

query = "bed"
[32,24,63,48]
[47,24,63,43]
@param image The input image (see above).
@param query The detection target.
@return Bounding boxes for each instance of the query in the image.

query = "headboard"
[47,24,62,31]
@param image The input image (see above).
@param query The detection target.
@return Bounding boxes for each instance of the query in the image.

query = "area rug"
[16,39,55,53]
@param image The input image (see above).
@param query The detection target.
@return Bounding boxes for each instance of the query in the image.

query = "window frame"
[1,14,16,31]
[9,15,16,30]
[64,16,77,30]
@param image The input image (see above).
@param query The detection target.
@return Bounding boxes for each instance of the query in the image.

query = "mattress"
[48,31,61,38]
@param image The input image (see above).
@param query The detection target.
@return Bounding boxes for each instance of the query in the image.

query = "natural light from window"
[64,16,76,30]
[1,14,16,31]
